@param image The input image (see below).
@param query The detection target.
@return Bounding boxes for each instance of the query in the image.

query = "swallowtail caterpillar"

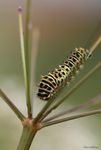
[37,47,91,100]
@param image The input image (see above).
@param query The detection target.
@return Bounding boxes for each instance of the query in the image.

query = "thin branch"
[24,0,32,118]
[89,35,101,56]
[43,94,101,122]
[33,98,55,123]
[0,89,25,121]
[18,6,32,118]
[43,109,101,128]
[30,28,40,113]
[40,62,101,121]
[25,0,32,55]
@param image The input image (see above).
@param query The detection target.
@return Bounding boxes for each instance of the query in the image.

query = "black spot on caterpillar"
[37,48,90,100]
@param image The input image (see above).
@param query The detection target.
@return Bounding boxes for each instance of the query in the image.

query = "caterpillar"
[37,47,91,101]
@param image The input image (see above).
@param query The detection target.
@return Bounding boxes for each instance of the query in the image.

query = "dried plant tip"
[18,6,22,12]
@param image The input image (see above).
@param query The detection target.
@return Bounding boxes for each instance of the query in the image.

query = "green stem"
[17,126,37,150]
[25,0,32,55]
[34,98,55,123]
[89,35,101,56]
[43,109,101,128]
[18,6,32,118]
[0,89,25,121]
[24,0,32,118]
[30,28,40,112]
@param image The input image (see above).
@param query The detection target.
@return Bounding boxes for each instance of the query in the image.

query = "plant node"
[22,118,43,130]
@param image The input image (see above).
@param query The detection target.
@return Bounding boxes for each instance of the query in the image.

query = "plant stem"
[43,109,101,128]
[34,98,55,123]
[24,0,32,83]
[24,0,32,118]
[25,0,32,56]
[0,89,25,121]
[30,28,40,113]
[18,6,32,118]
[41,62,101,121]
[89,35,101,55]
[17,126,37,150]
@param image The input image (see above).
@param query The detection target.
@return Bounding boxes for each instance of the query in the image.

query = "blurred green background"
[0,0,101,150]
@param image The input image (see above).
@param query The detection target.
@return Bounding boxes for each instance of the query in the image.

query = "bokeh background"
[0,0,101,150]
